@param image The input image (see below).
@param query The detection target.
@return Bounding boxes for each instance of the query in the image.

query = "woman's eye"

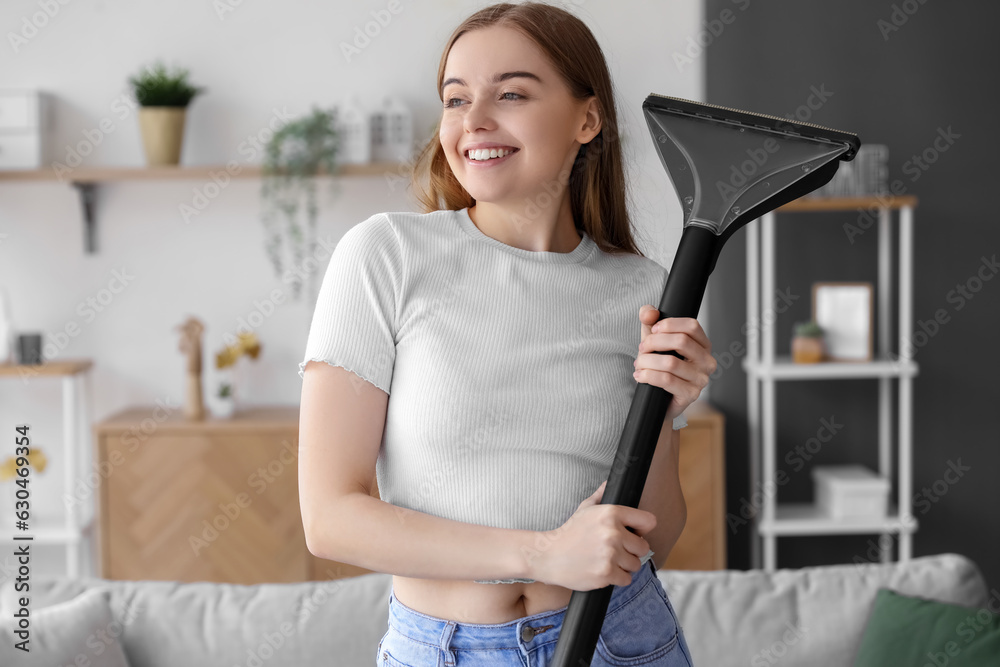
[443,92,522,109]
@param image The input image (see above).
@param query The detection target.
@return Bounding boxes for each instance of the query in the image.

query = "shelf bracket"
[70,182,98,254]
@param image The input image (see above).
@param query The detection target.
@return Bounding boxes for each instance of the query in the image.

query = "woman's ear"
[576,96,602,145]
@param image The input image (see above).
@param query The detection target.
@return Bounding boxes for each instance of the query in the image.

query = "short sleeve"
[297,213,402,394]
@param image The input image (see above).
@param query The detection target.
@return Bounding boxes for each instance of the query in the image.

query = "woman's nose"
[463,97,496,132]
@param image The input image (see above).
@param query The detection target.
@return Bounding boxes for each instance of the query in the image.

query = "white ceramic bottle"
[335,96,371,165]
[383,96,413,163]
[371,96,413,163]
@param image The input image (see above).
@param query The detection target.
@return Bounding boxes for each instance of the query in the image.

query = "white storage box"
[812,464,890,518]
[0,89,53,169]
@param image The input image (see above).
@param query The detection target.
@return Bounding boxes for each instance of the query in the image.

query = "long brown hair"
[409,2,644,257]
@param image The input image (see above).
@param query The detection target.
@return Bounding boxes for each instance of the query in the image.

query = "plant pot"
[138,106,187,165]
[213,396,235,419]
[792,335,825,363]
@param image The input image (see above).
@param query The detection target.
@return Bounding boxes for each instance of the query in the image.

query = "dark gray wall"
[703,0,1000,588]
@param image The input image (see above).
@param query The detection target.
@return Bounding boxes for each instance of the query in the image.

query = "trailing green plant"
[260,106,340,301]
[794,320,824,338]
[128,61,205,107]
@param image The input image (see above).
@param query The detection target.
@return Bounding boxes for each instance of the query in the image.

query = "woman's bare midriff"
[392,574,574,624]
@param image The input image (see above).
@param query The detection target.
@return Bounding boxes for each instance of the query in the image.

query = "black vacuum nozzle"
[643,93,860,269]
[550,94,860,667]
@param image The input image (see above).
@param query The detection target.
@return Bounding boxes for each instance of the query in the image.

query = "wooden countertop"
[94,404,299,434]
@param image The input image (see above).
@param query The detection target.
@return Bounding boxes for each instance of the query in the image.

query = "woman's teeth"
[467,148,514,161]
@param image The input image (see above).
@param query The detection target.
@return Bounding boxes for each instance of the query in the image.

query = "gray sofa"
[0,552,990,666]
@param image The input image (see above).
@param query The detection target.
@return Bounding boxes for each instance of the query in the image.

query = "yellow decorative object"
[0,447,48,482]
[215,332,262,369]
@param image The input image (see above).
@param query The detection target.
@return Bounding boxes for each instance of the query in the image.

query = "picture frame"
[811,282,874,361]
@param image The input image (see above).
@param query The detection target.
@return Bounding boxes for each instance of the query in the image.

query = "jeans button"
[520,625,534,642]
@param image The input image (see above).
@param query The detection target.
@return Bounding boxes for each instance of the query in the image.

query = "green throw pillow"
[854,588,1000,666]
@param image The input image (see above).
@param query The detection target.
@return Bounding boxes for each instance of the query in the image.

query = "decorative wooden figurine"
[176,316,206,420]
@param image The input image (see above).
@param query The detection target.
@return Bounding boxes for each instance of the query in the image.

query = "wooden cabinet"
[95,400,725,583]
[661,399,727,571]
[95,405,312,583]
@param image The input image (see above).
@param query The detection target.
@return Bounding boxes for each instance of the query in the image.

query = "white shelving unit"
[743,196,920,572]
[0,359,97,577]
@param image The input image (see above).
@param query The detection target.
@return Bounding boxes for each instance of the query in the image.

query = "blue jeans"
[377,559,694,666]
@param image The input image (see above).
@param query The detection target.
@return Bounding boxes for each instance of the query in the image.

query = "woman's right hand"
[526,481,657,590]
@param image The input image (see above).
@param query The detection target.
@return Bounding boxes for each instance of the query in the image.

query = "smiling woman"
[297,3,709,666]
[412,3,642,258]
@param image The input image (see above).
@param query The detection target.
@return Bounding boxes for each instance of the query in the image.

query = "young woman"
[298,3,715,665]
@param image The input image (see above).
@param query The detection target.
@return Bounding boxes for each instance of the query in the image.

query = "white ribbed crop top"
[298,207,686,583]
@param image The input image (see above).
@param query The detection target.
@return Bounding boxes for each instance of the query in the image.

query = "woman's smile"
[464,146,519,166]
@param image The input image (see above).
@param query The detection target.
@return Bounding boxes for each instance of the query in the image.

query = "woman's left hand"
[633,304,717,422]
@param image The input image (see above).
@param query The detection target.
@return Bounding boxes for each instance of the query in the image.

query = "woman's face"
[439,25,599,209]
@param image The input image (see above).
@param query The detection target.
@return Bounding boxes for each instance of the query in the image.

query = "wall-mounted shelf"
[774,195,917,212]
[0,162,410,254]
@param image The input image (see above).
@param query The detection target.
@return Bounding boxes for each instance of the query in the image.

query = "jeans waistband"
[387,559,657,651]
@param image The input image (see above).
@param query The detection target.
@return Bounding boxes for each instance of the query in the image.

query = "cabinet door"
[101,432,310,584]
[663,414,727,570]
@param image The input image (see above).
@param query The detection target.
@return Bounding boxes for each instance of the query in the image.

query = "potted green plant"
[127,60,205,165]
[792,320,826,363]
[260,106,340,301]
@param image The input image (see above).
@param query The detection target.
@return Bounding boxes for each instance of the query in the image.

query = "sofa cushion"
[0,588,131,667]
[853,588,1000,666]
[656,552,989,667]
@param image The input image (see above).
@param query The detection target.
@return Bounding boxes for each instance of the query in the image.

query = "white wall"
[0,0,702,576]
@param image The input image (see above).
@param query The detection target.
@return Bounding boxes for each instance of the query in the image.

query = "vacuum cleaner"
[549,94,860,666]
